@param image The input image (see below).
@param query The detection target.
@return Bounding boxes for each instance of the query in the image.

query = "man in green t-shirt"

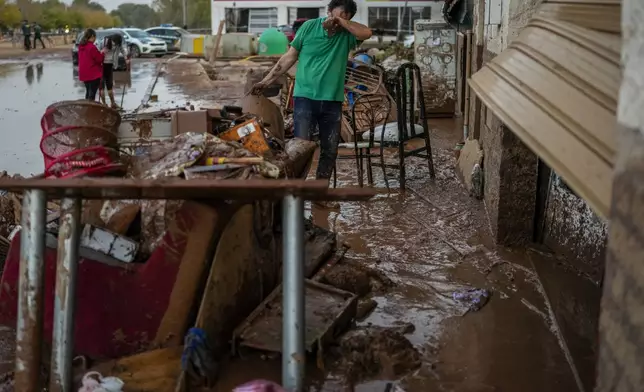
[251,0,372,181]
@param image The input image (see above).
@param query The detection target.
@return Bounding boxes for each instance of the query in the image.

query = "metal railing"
[0,177,374,392]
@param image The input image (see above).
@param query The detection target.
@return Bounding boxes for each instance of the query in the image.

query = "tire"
[130,44,141,58]
[155,54,164,58]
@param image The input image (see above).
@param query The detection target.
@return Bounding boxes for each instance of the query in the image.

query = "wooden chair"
[333,94,392,188]
[373,62,436,190]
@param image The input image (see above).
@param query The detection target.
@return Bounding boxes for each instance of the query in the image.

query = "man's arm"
[336,19,372,41]
[251,46,299,94]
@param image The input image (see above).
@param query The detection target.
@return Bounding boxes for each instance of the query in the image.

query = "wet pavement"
[0,55,594,391]
[0,58,189,176]
[211,121,584,391]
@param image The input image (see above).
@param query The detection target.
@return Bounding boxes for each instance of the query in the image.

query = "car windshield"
[175,28,190,35]
[124,29,149,39]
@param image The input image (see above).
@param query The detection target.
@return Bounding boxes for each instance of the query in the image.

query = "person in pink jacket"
[77,29,106,101]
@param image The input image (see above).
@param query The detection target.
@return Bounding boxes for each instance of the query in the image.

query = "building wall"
[211,0,445,35]
[542,175,608,283]
[597,0,644,386]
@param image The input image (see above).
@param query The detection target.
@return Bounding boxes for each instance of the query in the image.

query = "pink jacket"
[78,42,104,82]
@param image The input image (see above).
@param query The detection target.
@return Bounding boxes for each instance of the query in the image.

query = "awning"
[469,0,621,218]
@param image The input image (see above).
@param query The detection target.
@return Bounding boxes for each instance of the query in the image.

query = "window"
[226,8,250,33]
[368,6,432,35]
[368,7,399,36]
[403,7,432,33]
[147,29,162,36]
[226,8,277,34]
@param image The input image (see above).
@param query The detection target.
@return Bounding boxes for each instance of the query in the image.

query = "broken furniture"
[374,63,436,190]
[0,178,374,392]
[233,279,357,356]
[333,94,393,188]
[40,101,123,178]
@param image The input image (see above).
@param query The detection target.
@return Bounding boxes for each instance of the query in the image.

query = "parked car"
[277,25,295,42]
[71,29,128,71]
[145,25,192,52]
[117,28,167,58]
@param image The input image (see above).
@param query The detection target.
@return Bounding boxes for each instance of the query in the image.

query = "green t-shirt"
[291,17,358,102]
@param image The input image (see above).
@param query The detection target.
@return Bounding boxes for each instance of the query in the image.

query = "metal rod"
[15,189,47,392]
[49,198,82,392]
[282,194,305,391]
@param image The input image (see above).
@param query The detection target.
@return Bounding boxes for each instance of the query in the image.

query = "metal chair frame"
[377,62,436,190]
[333,94,392,188]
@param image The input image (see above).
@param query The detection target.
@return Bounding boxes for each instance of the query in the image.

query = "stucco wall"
[543,176,608,283]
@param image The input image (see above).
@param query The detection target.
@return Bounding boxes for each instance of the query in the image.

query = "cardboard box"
[171,110,209,136]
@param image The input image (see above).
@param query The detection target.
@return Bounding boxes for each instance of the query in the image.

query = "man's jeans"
[293,97,342,180]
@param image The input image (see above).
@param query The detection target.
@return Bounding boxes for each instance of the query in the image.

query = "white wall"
[482,0,542,55]
[212,0,445,35]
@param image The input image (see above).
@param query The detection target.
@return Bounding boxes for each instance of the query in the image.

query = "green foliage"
[110,3,158,28]
[153,0,211,28]
[0,0,119,30]
[0,0,22,28]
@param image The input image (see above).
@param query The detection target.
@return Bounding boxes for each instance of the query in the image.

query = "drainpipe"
[463,30,473,141]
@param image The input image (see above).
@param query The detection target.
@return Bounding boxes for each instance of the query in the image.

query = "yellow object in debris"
[205,157,264,165]
[218,119,271,155]
[193,36,204,55]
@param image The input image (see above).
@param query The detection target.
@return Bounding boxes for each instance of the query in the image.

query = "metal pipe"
[15,189,47,392]
[463,30,473,141]
[281,194,305,391]
[49,198,82,392]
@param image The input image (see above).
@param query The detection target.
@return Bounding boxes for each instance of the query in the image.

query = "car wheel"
[130,45,141,58]
[155,54,164,58]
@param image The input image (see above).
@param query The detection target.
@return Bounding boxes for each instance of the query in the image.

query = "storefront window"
[368,6,432,35]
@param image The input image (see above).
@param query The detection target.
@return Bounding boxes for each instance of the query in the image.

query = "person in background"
[250,0,372,192]
[77,29,106,101]
[21,20,31,51]
[99,34,130,108]
[33,23,45,49]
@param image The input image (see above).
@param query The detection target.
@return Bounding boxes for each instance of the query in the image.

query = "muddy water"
[213,121,580,391]
[0,59,170,176]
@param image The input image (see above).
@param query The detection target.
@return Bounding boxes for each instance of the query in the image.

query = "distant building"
[211,0,445,40]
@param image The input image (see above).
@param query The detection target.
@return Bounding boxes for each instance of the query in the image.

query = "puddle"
[0,59,182,176]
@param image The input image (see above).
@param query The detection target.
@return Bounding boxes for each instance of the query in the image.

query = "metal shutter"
[249,8,278,34]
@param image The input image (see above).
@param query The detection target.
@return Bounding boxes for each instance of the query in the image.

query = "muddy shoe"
[313,201,341,210]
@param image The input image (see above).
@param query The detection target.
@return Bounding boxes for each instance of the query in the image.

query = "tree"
[0,0,22,28]
[153,0,210,28]
[72,0,105,12]
[110,3,158,28]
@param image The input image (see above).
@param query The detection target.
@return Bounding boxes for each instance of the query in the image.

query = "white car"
[118,28,168,58]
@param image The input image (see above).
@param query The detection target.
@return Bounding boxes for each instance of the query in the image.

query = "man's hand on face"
[323,16,343,36]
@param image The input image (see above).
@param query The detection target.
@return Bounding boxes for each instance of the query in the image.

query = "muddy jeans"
[293,97,342,180]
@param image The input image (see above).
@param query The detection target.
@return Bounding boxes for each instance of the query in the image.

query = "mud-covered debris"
[323,262,394,297]
[356,298,377,320]
[453,288,490,312]
[337,327,421,383]
[323,264,371,296]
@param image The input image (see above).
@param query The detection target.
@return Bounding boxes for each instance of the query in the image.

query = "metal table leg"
[49,198,82,392]
[15,189,47,392]
[282,194,305,391]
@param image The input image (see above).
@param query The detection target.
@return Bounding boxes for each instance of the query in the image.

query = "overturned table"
[0,177,375,392]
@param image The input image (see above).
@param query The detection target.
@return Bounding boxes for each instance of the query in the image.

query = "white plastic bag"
[78,371,124,392]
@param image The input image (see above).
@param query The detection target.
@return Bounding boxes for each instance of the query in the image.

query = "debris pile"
[336,326,421,384]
